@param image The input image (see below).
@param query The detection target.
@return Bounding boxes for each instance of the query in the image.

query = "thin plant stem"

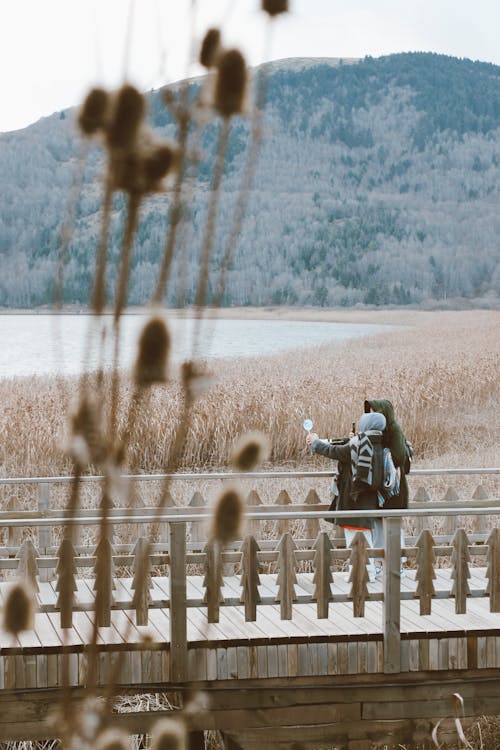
[191,118,230,356]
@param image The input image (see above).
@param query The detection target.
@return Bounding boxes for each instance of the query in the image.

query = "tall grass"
[1,310,498,480]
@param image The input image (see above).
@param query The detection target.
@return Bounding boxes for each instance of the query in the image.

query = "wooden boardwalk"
[1,469,500,748]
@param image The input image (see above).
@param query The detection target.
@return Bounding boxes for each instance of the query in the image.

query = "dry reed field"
[0,309,499,483]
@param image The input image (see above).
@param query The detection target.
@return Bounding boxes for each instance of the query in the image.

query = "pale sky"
[1,0,499,133]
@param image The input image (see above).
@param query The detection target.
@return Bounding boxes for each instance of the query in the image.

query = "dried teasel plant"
[214,48,248,117]
[134,316,170,386]
[199,27,222,68]
[3,582,36,636]
[232,431,270,471]
[210,486,244,543]
[262,0,289,16]
[150,716,187,750]
[68,394,109,466]
[78,87,109,136]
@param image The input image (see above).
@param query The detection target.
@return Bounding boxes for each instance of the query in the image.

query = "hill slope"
[1,52,500,308]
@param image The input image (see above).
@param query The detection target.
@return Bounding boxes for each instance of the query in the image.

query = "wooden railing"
[1,468,500,679]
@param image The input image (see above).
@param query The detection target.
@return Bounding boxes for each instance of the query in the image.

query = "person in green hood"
[364,398,412,575]
[364,399,410,509]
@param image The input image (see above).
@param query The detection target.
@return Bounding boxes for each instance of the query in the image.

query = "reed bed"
[0,310,498,483]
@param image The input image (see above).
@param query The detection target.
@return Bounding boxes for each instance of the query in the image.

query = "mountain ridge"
[1,52,499,308]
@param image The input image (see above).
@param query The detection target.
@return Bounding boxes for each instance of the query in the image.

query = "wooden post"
[158,490,176,546]
[451,528,471,614]
[415,529,436,615]
[38,485,51,582]
[240,535,261,621]
[441,487,459,537]
[383,517,401,674]
[472,485,488,536]
[56,538,77,628]
[169,522,188,682]
[94,537,115,627]
[304,489,321,540]
[413,486,431,536]
[349,531,369,618]
[313,532,334,619]
[203,539,223,624]
[189,492,206,549]
[131,537,153,626]
[276,533,297,620]
[16,539,40,592]
[275,490,292,537]
[245,490,262,539]
[487,528,500,612]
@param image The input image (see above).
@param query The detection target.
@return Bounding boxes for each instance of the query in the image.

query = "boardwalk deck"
[2,470,500,747]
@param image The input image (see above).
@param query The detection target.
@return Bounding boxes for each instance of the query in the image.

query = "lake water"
[0,314,395,378]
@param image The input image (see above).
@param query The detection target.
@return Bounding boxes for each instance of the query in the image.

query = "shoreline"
[1,306,498,327]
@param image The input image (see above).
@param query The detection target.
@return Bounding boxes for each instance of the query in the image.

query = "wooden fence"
[1,468,500,679]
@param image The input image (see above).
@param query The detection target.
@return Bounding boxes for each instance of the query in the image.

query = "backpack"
[350,431,384,495]
[351,432,400,508]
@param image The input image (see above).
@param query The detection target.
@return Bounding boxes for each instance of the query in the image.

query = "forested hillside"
[1,52,500,308]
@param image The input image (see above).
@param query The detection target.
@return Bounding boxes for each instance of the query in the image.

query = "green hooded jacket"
[364,398,409,509]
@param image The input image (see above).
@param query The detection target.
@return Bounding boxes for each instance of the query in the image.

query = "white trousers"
[372,520,407,565]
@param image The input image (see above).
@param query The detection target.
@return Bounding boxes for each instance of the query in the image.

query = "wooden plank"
[357,641,368,674]
[169,522,187,681]
[227,646,238,679]
[257,645,267,677]
[317,642,328,675]
[47,654,58,687]
[409,640,419,671]
[400,640,409,673]
[297,643,309,676]
[429,639,439,670]
[33,612,62,648]
[267,645,278,678]
[347,642,358,674]
[383,517,401,673]
[327,642,338,674]
[142,607,170,644]
[237,646,249,679]
[248,645,259,678]
[277,644,288,677]
[188,648,207,681]
[217,648,228,680]
[287,644,298,677]
[46,612,84,648]
[207,648,217,680]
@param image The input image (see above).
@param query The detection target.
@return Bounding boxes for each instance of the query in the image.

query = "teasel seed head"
[151,717,187,750]
[200,28,222,68]
[215,49,247,117]
[78,88,109,135]
[262,0,289,16]
[143,143,177,183]
[232,431,270,471]
[95,727,130,750]
[134,317,170,386]
[211,487,244,543]
[106,84,145,149]
[71,396,108,465]
[3,582,35,635]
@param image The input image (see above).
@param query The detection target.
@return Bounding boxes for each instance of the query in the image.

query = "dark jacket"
[364,398,409,509]
[312,437,381,529]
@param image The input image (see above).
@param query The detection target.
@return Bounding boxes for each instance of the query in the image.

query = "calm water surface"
[0,314,396,378]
